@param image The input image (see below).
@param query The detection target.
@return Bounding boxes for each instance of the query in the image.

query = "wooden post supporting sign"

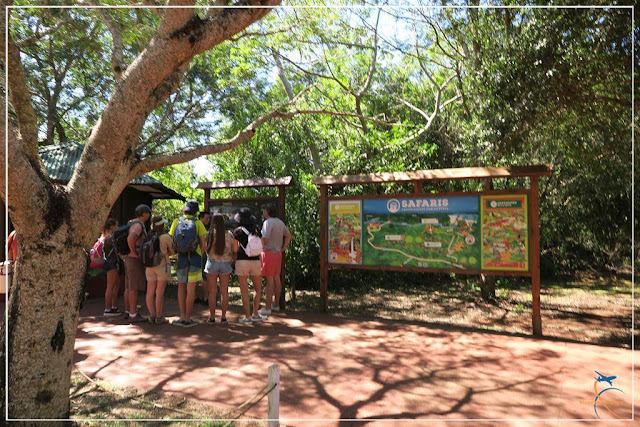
[530,177,542,336]
[320,184,328,312]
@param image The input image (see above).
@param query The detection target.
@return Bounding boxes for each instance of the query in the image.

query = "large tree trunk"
[7,225,86,418]
[1,1,282,419]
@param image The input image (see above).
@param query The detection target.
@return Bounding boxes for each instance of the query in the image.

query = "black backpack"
[140,234,163,267]
[113,221,145,256]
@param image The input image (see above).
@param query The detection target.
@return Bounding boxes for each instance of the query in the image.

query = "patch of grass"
[70,372,264,426]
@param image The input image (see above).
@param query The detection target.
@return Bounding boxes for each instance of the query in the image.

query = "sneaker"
[220,317,228,325]
[206,317,215,324]
[155,317,168,324]
[258,307,271,316]
[104,308,121,317]
[172,319,185,327]
[271,306,280,312]
[123,312,130,320]
[129,314,148,323]
[182,319,198,328]
[110,307,122,314]
[148,316,156,324]
[238,317,252,324]
[251,314,265,322]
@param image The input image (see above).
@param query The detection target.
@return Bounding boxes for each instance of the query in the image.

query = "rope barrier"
[221,382,278,427]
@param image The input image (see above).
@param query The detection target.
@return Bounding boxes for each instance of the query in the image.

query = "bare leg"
[129,290,138,315]
[111,273,120,308]
[251,275,262,316]
[156,280,167,318]
[207,273,219,318]
[202,274,209,302]
[219,274,230,319]
[237,276,251,318]
[274,275,282,309]
[124,289,130,313]
[105,270,118,310]
[146,280,157,318]
[264,276,275,310]
[185,282,197,320]
[177,283,187,320]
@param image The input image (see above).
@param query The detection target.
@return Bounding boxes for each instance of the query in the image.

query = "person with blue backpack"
[169,200,207,328]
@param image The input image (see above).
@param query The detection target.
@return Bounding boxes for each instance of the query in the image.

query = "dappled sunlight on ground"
[74,296,638,425]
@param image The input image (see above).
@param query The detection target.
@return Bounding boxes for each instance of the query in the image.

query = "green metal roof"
[39,142,185,200]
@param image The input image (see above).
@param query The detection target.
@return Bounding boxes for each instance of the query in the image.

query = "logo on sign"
[387,199,400,213]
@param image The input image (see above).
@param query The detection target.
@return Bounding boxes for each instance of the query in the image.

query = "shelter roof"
[312,165,550,186]
[197,177,293,190]
[38,142,185,200]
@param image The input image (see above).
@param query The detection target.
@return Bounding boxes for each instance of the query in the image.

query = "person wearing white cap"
[145,216,175,324]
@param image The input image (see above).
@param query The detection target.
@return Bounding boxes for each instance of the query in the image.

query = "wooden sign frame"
[314,165,550,336]
[198,177,293,305]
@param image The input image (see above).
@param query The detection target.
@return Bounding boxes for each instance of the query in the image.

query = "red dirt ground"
[74,297,638,426]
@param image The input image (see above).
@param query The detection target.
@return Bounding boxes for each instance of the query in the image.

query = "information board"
[328,200,362,264]
[209,199,276,230]
[480,195,529,271]
[328,194,529,273]
[363,196,480,269]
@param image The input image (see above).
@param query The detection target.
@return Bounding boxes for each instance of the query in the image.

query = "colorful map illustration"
[362,197,480,269]
[328,200,362,264]
[480,195,529,271]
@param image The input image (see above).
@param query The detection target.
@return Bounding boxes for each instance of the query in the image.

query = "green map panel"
[362,212,481,270]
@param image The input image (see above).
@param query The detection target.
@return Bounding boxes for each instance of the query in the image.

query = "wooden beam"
[198,176,293,189]
[320,185,329,312]
[312,165,551,186]
[204,188,211,212]
[530,177,542,336]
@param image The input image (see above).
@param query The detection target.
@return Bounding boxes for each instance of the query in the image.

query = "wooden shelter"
[313,165,551,336]
[197,177,293,304]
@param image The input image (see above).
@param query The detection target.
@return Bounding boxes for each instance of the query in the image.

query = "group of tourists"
[92,199,291,327]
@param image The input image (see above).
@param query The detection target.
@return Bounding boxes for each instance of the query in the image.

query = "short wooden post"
[320,185,329,312]
[530,177,542,336]
[268,364,280,427]
[413,180,423,194]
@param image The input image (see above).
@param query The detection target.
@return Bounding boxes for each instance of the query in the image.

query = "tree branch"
[131,87,402,177]
[92,4,126,81]
[156,0,197,39]
[4,23,40,160]
[15,16,71,48]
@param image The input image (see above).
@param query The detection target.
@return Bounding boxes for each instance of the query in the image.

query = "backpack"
[174,216,199,254]
[89,238,105,268]
[113,221,146,256]
[140,234,163,267]
[239,226,263,257]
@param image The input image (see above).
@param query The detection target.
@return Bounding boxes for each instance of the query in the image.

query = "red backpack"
[89,238,105,268]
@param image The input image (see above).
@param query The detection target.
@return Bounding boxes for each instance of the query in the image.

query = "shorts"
[205,260,232,275]
[176,253,203,283]
[235,260,261,277]
[104,258,118,273]
[124,256,146,291]
[146,261,171,282]
[261,250,282,277]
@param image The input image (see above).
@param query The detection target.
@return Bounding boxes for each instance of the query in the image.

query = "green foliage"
[14,3,634,284]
